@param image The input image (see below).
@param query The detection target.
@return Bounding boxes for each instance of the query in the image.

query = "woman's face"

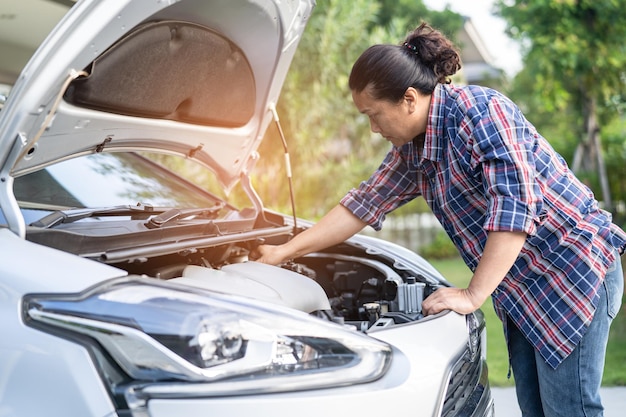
[352,86,430,147]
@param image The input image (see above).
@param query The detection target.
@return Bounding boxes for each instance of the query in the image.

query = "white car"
[0,1,493,416]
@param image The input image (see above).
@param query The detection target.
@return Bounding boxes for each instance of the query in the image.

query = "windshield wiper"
[144,203,225,229]
[31,203,226,229]
[30,203,163,228]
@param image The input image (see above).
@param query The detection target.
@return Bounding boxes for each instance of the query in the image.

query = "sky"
[423,0,522,76]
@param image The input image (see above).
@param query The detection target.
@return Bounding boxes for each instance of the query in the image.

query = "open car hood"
[0,0,314,190]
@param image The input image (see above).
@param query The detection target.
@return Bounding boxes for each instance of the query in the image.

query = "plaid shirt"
[341,83,626,369]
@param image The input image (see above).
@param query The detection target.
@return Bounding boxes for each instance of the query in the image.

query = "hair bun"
[403,22,461,82]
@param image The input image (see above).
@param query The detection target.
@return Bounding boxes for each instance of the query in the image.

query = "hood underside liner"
[64,20,256,127]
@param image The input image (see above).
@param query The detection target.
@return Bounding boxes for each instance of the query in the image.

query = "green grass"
[429,256,626,387]
[604,306,626,385]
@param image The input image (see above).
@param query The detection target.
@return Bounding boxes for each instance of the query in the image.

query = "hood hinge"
[15,69,88,166]
[95,136,113,153]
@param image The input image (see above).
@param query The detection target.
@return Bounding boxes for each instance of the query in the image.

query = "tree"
[376,0,464,41]
[495,0,626,212]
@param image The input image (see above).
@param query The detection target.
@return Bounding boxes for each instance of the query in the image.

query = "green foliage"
[376,0,464,42]
[497,0,626,95]
[419,230,459,259]
[601,116,626,224]
[503,67,580,161]
[605,300,626,385]
[495,0,626,212]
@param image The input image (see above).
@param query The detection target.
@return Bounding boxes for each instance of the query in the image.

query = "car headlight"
[466,309,486,362]
[24,277,391,396]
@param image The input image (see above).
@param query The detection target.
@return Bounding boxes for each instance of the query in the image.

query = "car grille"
[441,342,491,417]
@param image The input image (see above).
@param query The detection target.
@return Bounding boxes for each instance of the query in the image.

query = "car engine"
[166,251,430,332]
[24,210,436,332]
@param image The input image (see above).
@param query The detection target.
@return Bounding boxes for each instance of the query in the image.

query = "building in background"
[458,17,503,85]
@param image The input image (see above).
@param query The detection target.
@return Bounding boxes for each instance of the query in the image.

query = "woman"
[253,22,625,417]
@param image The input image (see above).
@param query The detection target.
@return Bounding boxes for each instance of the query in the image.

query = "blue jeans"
[508,255,624,417]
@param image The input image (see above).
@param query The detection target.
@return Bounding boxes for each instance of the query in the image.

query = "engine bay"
[113,240,438,332]
[278,253,432,331]
[25,214,440,332]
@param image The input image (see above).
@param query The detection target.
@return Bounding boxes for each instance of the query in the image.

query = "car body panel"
[0,317,115,417]
[0,228,125,294]
[0,231,120,417]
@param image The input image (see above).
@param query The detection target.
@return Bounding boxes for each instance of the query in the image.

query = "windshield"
[8,152,228,225]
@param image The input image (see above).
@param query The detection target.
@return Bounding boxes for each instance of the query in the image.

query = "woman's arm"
[251,204,367,265]
[422,230,527,315]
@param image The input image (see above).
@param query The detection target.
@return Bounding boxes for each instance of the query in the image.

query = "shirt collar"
[424,83,447,162]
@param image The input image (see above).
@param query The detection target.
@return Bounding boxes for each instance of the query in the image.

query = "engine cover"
[168,261,331,313]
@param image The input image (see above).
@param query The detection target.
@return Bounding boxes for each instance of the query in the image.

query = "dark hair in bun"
[349,22,462,101]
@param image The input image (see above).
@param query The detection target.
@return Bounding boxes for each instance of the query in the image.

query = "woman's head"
[349,23,461,102]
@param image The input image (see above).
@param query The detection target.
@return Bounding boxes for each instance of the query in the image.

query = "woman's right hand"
[249,204,367,266]
[249,244,289,265]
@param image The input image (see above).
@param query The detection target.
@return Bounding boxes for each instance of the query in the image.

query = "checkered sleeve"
[475,96,544,235]
[340,145,421,231]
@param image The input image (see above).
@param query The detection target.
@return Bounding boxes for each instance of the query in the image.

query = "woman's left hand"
[421,286,484,316]
[422,231,527,316]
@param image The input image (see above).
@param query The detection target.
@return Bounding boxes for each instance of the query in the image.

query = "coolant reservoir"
[391,276,425,314]
[168,261,331,313]
[404,277,425,314]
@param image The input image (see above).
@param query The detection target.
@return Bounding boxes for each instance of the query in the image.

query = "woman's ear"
[404,87,419,112]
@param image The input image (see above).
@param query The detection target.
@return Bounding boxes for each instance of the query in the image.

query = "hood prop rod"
[270,104,298,236]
